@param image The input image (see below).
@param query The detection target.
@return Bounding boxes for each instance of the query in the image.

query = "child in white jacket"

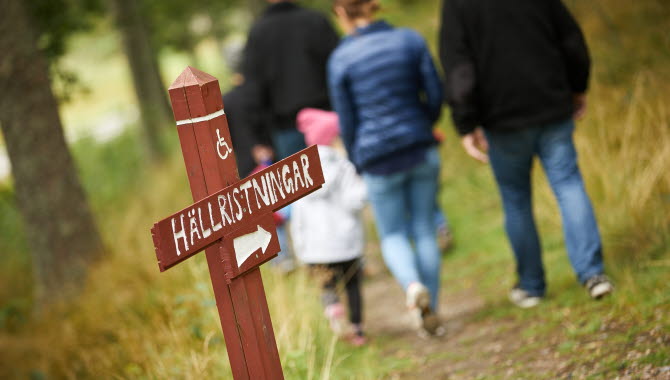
[293,108,367,346]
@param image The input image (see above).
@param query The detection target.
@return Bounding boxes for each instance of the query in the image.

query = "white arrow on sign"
[233,225,272,267]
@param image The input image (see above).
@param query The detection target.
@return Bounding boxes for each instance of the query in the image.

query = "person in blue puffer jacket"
[328,0,444,336]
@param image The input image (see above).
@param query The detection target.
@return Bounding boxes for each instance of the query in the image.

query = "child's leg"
[310,264,339,306]
[338,260,367,346]
[342,259,363,326]
[312,264,349,336]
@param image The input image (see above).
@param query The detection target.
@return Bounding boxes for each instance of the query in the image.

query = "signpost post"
[150,66,325,379]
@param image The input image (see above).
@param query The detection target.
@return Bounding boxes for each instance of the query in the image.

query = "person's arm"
[549,0,591,120]
[439,0,479,136]
[415,32,443,124]
[550,0,590,94]
[439,0,488,162]
[336,158,367,213]
[327,57,358,162]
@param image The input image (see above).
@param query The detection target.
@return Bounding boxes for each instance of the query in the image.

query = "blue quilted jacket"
[327,21,443,172]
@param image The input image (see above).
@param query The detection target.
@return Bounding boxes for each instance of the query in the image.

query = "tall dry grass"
[578,74,670,263]
[533,0,670,267]
[0,151,390,379]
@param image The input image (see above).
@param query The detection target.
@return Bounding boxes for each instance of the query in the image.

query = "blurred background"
[0,0,668,378]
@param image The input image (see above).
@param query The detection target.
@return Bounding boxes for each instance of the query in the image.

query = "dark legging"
[310,258,363,325]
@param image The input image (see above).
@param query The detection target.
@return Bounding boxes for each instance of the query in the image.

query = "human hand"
[252,144,274,164]
[461,127,489,163]
[573,93,587,120]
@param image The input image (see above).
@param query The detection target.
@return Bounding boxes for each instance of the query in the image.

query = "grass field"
[0,0,668,378]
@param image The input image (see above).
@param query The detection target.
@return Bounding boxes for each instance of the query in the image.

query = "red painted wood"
[166,67,250,379]
[154,66,328,379]
[202,245,249,380]
[155,66,318,379]
[245,269,283,378]
[179,68,277,379]
[221,212,280,281]
[152,145,324,271]
[229,273,269,379]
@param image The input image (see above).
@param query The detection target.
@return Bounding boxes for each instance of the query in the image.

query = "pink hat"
[297,108,340,146]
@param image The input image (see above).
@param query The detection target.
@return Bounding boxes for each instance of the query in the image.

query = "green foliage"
[27,0,103,62]
[142,0,239,54]
[0,185,27,257]
[572,0,670,85]
[26,0,103,102]
[69,127,147,210]
[301,0,333,13]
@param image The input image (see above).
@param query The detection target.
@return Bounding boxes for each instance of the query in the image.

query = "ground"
[361,251,670,380]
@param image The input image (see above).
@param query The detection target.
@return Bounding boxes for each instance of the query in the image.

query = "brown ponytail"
[333,0,380,19]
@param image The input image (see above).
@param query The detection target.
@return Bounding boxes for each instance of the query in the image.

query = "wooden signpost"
[150,66,325,379]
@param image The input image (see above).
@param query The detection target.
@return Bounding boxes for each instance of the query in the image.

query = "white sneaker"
[406,283,443,335]
[585,275,613,299]
[509,286,542,308]
[406,282,430,310]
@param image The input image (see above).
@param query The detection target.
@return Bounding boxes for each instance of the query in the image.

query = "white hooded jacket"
[290,145,367,264]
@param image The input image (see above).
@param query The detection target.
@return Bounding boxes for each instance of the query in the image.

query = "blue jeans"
[363,147,442,309]
[485,119,603,296]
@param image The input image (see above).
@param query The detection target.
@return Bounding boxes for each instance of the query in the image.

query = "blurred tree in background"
[109,0,172,159]
[110,0,246,158]
[0,0,253,315]
[143,0,243,67]
[0,0,105,312]
[26,0,103,102]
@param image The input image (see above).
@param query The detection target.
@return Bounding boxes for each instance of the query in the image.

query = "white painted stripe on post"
[175,109,225,126]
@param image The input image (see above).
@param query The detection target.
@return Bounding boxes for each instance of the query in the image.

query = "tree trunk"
[0,1,106,310]
[110,0,171,159]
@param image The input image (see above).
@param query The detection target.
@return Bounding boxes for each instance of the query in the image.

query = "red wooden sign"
[151,145,324,273]
[150,66,325,379]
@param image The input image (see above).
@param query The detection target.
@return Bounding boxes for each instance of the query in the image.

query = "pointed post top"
[169,66,218,90]
[167,66,223,123]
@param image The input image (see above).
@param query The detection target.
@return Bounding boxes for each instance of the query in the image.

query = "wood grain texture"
[152,145,324,271]
[155,66,320,379]
[165,66,250,379]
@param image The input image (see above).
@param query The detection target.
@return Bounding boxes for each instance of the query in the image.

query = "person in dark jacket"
[223,81,266,178]
[329,0,444,336]
[241,0,340,160]
[440,0,613,307]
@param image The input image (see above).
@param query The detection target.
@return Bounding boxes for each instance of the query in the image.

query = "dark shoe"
[406,283,444,337]
[437,225,454,252]
[418,311,446,338]
[508,285,542,308]
[585,274,613,299]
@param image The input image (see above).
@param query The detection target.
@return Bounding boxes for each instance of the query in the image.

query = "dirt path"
[361,257,670,380]
[363,262,527,379]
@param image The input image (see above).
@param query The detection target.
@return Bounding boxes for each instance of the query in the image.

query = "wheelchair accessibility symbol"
[216,129,233,160]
